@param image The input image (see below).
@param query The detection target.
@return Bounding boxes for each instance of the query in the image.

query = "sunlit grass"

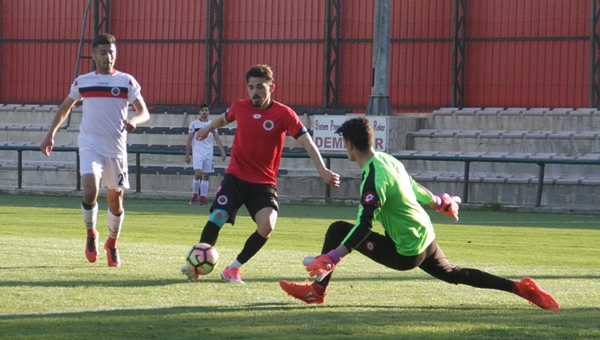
[0,194,599,339]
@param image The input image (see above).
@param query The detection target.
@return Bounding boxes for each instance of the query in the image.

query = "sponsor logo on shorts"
[217,195,228,205]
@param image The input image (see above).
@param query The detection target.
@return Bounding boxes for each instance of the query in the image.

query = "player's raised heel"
[189,195,198,205]
[104,241,121,267]
[514,277,560,310]
[221,266,244,284]
[85,230,99,263]
[280,280,326,304]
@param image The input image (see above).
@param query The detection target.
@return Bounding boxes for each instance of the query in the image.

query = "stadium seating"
[2,105,600,209]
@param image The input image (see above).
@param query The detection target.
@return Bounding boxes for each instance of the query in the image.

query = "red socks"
[311,281,327,296]
[106,237,117,248]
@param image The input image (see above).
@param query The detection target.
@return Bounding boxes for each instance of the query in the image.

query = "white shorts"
[193,157,214,173]
[79,146,130,191]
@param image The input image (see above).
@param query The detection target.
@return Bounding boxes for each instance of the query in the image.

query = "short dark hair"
[199,103,209,110]
[92,33,116,49]
[335,117,373,152]
[245,64,274,83]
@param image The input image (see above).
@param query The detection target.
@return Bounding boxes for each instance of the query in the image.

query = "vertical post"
[325,157,331,201]
[17,150,22,189]
[324,0,331,107]
[451,0,459,107]
[366,0,392,116]
[462,161,470,203]
[324,0,341,109]
[76,151,81,191]
[590,0,600,108]
[65,0,93,129]
[536,163,545,207]
[204,0,210,105]
[93,0,99,41]
[136,153,141,193]
[205,0,224,107]
[451,0,467,109]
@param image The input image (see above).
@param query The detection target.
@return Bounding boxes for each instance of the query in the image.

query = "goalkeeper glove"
[432,193,461,221]
[304,250,342,278]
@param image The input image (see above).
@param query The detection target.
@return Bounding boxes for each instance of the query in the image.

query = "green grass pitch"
[0,193,599,339]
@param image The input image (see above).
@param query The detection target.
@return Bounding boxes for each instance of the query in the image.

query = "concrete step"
[409,129,600,154]
[2,165,599,209]
[0,124,305,150]
[430,107,600,131]
[0,107,318,130]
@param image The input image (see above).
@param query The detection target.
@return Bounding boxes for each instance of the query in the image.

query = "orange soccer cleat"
[279,280,326,304]
[85,229,99,263]
[104,241,121,267]
[514,277,560,310]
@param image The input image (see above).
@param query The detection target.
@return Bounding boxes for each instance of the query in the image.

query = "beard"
[251,98,263,108]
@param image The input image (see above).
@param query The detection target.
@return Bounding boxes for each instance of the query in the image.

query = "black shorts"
[324,221,514,291]
[210,174,279,225]
[325,221,456,276]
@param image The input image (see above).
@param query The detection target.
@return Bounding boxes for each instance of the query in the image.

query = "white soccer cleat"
[181,264,198,282]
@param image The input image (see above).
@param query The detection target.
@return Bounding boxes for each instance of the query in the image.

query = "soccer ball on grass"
[182,243,219,280]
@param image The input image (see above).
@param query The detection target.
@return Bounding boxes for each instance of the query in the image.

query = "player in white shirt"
[185,104,226,205]
[41,33,150,267]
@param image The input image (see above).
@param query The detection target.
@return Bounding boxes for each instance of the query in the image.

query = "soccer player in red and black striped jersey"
[280,117,559,310]
[188,64,340,283]
[41,33,149,268]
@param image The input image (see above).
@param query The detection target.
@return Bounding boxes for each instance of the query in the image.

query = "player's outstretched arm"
[412,181,461,221]
[430,193,462,221]
[297,133,340,187]
[41,96,77,156]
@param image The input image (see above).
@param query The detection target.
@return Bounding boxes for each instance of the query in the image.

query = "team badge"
[361,191,379,206]
[217,195,228,205]
[111,87,121,96]
[263,120,274,131]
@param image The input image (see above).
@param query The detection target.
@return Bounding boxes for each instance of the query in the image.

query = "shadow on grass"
[1,272,597,288]
[0,302,598,339]
[2,194,599,231]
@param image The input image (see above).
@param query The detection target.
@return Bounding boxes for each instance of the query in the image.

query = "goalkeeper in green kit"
[280,117,559,310]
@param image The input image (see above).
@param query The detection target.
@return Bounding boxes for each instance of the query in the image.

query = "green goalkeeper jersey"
[341,152,436,256]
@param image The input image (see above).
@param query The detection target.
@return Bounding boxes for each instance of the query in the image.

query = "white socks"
[200,180,209,197]
[229,259,242,269]
[193,179,201,195]
[107,209,124,239]
[82,203,98,230]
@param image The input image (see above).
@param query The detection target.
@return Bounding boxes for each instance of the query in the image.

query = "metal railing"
[1,144,600,207]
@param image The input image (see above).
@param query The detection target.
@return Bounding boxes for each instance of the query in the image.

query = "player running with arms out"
[40,33,150,267]
[183,64,340,283]
[280,117,559,310]
[185,103,226,206]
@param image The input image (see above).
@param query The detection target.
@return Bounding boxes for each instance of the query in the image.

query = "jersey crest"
[361,191,379,206]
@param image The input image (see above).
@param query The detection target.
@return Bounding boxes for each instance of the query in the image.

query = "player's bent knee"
[209,209,228,227]
[256,224,275,238]
[327,220,353,235]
